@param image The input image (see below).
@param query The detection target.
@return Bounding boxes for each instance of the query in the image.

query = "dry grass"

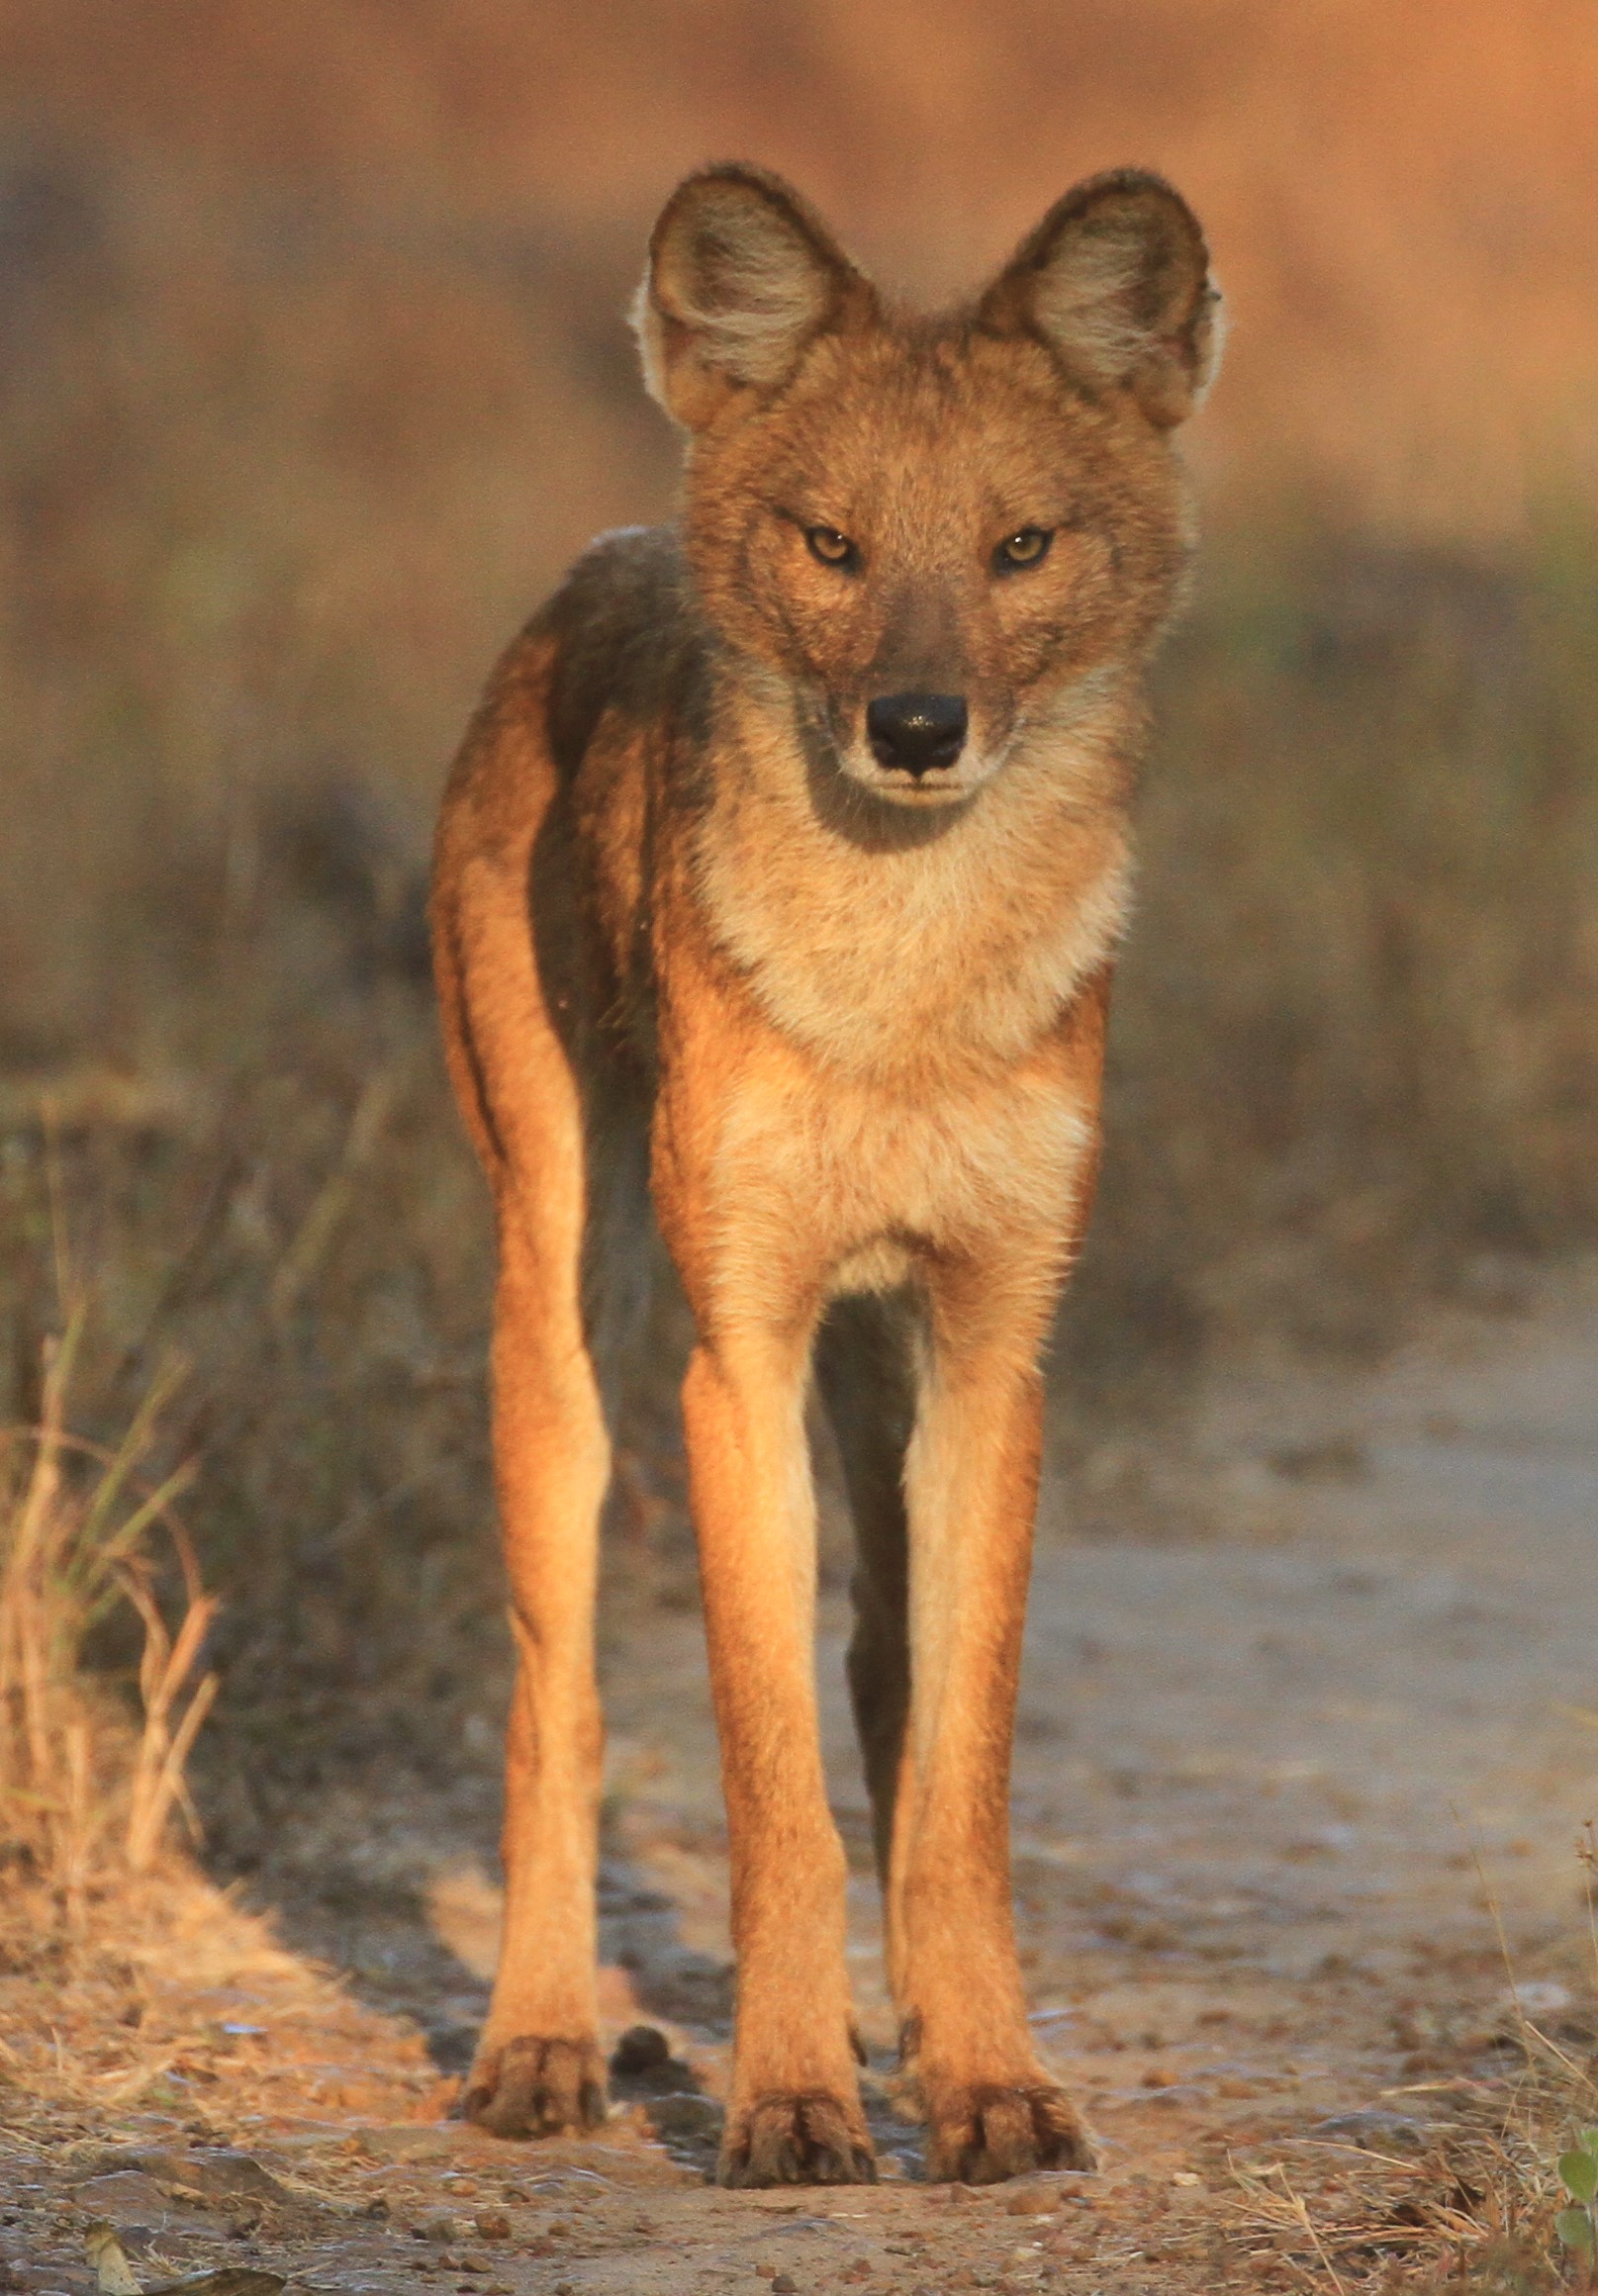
[1229,2124,1561,2289]
[1215,1849,1598,2292]
[0,1856,445,2134]
[0,1307,220,1914]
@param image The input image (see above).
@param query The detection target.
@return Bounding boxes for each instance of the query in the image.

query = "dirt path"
[6,1275,1598,2291]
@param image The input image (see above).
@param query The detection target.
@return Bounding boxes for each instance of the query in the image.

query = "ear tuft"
[632,164,873,429]
[979,170,1221,427]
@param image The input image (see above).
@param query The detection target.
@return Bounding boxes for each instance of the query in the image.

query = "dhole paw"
[717,2091,878,2188]
[463,2034,608,2139]
[927,2082,1096,2184]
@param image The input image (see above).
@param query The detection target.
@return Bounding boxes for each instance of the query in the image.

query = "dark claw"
[930,2083,1097,2184]
[717,2091,878,2188]
[463,2035,608,2140]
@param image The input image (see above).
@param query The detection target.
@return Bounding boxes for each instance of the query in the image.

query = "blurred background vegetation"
[1,1,1595,1863]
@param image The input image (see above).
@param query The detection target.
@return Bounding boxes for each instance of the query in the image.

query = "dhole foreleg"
[433,782,614,2142]
[894,1305,1095,2182]
[681,1331,876,2187]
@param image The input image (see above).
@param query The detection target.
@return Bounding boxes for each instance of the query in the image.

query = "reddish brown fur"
[430,162,1219,2184]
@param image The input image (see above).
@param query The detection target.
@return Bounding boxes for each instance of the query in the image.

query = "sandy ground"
[5,1272,1598,2291]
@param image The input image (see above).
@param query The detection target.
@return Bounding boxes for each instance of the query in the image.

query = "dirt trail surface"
[5,1278,1598,2291]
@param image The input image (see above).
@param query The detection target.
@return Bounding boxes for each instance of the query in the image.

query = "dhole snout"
[432,158,1220,2185]
[866,691,968,779]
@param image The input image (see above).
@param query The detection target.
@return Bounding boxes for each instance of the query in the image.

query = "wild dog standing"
[431,162,1221,2185]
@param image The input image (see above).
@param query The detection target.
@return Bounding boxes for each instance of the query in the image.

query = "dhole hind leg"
[893,1273,1095,2182]
[814,1296,914,1903]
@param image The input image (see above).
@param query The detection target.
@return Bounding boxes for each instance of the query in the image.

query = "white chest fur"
[692,718,1132,1089]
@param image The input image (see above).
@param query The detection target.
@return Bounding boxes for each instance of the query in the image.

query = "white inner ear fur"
[1033,216,1224,405]
[640,194,833,393]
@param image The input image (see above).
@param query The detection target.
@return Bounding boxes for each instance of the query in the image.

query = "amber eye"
[805,525,859,570]
[994,526,1054,573]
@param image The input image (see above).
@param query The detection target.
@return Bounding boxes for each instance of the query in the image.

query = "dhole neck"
[679,662,1136,1083]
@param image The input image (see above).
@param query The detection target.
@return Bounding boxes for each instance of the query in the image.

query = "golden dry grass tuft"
[1229,2125,1563,2290]
[0,1856,445,2135]
[0,1308,220,1918]
[1217,1854,1598,2293]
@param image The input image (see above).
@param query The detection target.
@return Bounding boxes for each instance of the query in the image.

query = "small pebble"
[611,2025,671,2076]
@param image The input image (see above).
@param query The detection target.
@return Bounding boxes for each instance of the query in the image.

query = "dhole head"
[633,163,1222,806]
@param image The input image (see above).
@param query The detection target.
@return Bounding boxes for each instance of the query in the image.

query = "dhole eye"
[805,525,859,571]
[994,526,1053,573]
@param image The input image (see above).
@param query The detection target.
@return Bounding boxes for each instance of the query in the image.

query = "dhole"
[431,162,1220,2185]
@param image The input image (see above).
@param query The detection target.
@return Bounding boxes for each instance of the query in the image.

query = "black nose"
[866,691,968,775]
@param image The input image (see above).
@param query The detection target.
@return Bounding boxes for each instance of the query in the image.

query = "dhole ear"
[632,164,874,429]
[978,169,1222,428]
